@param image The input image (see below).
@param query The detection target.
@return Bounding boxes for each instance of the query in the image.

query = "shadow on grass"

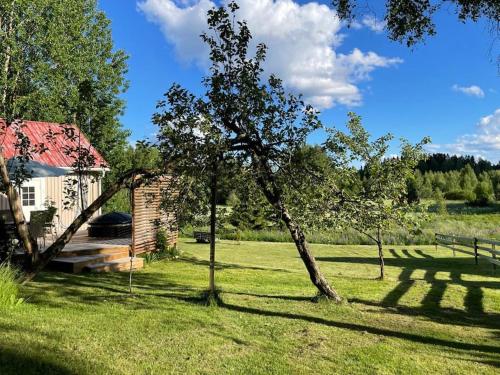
[216,301,500,361]
[321,249,497,329]
[0,348,75,375]
[141,286,500,364]
[21,270,199,310]
[415,249,433,259]
[180,256,294,273]
[388,249,402,258]
[22,248,499,353]
[0,322,113,375]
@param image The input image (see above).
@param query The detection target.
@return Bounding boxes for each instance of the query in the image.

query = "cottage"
[0,119,108,232]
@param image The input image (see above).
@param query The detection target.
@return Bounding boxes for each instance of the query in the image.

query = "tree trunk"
[280,205,342,302]
[252,155,341,302]
[1,4,14,111]
[377,229,384,280]
[209,161,217,294]
[0,10,36,264]
[377,242,385,280]
[0,152,38,265]
[22,168,154,281]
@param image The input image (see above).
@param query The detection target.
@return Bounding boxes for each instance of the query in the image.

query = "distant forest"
[408,154,500,204]
[417,153,500,174]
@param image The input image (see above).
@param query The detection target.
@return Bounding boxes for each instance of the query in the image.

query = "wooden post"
[473,237,478,265]
[452,237,456,257]
[130,186,135,258]
[208,161,217,295]
[129,186,135,294]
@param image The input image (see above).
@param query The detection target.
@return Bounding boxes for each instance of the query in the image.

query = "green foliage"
[434,190,447,215]
[406,176,420,204]
[0,264,23,308]
[0,0,129,159]
[1,0,132,229]
[444,189,469,200]
[460,164,478,192]
[0,222,16,263]
[408,167,499,206]
[332,1,499,47]
[208,207,500,245]
[103,190,130,214]
[417,153,499,174]
[469,175,495,207]
[228,173,277,230]
[490,170,500,200]
[143,229,181,264]
[103,142,161,212]
[322,112,429,245]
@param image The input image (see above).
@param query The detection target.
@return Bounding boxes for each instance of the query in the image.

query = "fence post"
[435,234,438,252]
[452,237,456,257]
[473,237,478,265]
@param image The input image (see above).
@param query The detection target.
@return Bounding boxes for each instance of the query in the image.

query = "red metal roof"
[0,119,108,169]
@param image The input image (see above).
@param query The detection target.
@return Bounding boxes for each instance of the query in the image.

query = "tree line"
[416,153,500,174]
[409,165,499,205]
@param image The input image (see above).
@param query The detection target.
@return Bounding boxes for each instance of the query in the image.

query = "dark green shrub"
[144,229,181,264]
[468,181,495,206]
[0,220,16,264]
[444,189,469,200]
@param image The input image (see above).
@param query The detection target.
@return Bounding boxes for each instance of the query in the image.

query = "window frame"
[21,186,36,207]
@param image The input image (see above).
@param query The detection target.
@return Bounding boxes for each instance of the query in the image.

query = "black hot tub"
[88,212,132,238]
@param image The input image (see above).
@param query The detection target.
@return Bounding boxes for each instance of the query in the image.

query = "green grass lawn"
[1,239,499,374]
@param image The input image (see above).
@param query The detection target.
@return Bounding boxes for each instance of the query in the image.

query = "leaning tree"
[153,2,341,301]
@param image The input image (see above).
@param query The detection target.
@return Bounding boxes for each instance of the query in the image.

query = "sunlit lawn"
[1,239,499,374]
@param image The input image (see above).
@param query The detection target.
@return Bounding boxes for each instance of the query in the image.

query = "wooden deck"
[42,231,140,273]
[67,230,132,246]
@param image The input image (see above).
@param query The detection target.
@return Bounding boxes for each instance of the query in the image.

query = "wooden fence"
[131,176,178,255]
[435,233,499,272]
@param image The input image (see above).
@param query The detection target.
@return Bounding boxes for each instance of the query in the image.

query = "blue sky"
[98,0,499,161]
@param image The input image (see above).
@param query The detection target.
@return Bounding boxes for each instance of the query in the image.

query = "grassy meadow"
[1,239,499,374]
[204,200,500,244]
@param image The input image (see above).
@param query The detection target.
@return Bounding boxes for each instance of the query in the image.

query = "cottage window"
[21,186,36,206]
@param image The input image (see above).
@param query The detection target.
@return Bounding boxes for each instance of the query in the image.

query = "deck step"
[49,251,131,273]
[57,244,130,257]
[85,257,144,273]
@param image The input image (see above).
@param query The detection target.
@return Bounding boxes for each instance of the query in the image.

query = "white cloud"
[137,0,402,109]
[452,84,485,98]
[427,109,500,162]
[351,15,386,33]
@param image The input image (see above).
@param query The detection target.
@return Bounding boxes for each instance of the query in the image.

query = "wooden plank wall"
[132,177,178,255]
[1,174,101,231]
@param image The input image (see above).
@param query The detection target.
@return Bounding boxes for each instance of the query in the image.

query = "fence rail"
[435,233,500,271]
